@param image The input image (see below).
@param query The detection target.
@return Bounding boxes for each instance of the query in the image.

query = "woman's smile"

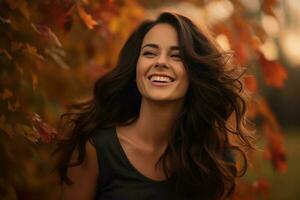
[147,74,176,87]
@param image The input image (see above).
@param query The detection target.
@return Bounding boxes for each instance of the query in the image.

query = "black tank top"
[90,126,235,200]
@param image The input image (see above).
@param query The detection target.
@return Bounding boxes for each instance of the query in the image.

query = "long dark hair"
[56,12,255,200]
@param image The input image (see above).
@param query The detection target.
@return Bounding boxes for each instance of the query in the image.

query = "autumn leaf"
[37,0,75,32]
[5,0,30,19]
[0,88,13,100]
[262,123,288,173]
[44,46,70,69]
[7,100,20,112]
[255,97,288,173]
[31,73,38,91]
[23,43,44,60]
[258,52,288,88]
[30,113,58,144]
[244,75,258,93]
[261,0,279,17]
[20,124,40,143]
[31,23,62,47]
[11,42,23,51]
[233,180,256,200]
[252,178,271,200]
[10,42,44,60]
[77,3,98,30]
[0,48,12,60]
[0,115,14,136]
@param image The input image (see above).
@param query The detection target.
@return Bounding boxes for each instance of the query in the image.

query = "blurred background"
[0,0,299,199]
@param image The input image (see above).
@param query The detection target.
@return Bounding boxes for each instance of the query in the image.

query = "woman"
[56,12,254,200]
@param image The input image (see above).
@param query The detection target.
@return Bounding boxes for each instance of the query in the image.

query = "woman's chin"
[142,95,182,103]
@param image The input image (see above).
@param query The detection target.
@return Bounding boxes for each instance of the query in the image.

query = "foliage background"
[1,0,299,199]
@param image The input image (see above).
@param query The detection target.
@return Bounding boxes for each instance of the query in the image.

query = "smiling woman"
[136,23,189,102]
[55,12,255,200]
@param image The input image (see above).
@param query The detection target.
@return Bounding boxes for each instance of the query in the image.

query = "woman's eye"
[143,51,156,57]
[171,54,182,60]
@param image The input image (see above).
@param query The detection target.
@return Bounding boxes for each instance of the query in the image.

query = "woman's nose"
[155,54,169,67]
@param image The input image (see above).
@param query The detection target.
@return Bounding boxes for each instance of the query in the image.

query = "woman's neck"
[127,97,184,151]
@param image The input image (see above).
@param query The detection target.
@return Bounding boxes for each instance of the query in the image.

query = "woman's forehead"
[142,23,179,48]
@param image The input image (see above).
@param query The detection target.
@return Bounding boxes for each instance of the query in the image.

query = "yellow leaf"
[77,4,98,30]
[25,43,37,54]
[15,124,40,143]
[23,43,44,60]
[109,17,120,34]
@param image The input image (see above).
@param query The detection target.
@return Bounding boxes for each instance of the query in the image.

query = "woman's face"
[136,23,189,102]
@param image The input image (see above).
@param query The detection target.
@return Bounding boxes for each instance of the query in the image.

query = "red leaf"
[256,97,288,173]
[253,178,271,200]
[262,0,279,17]
[263,123,288,173]
[38,0,75,32]
[244,75,258,93]
[29,113,58,144]
[258,52,288,88]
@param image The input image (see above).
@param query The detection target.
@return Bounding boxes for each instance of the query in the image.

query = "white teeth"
[150,76,172,83]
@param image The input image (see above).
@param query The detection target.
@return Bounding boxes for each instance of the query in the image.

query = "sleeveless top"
[90,126,236,200]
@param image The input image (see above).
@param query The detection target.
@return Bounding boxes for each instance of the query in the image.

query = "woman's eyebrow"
[142,43,159,49]
[170,46,179,51]
[142,43,180,50]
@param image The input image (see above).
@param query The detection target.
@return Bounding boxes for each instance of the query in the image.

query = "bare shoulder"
[61,140,99,200]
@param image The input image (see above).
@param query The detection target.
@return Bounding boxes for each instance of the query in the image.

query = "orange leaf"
[254,97,288,173]
[11,42,23,51]
[262,0,279,17]
[16,124,40,142]
[233,180,256,200]
[5,0,30,19]
[1,88,13,100]
[258,52,288,88]
[263,123,288,173]
[31,73,38,91]
[77,4,98,30]
[244,75,258,93]
[23,43,44,60]
[0,115,14,136]
[253,178,271,200]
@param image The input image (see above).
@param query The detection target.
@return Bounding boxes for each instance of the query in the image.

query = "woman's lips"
[147,77,175,87]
